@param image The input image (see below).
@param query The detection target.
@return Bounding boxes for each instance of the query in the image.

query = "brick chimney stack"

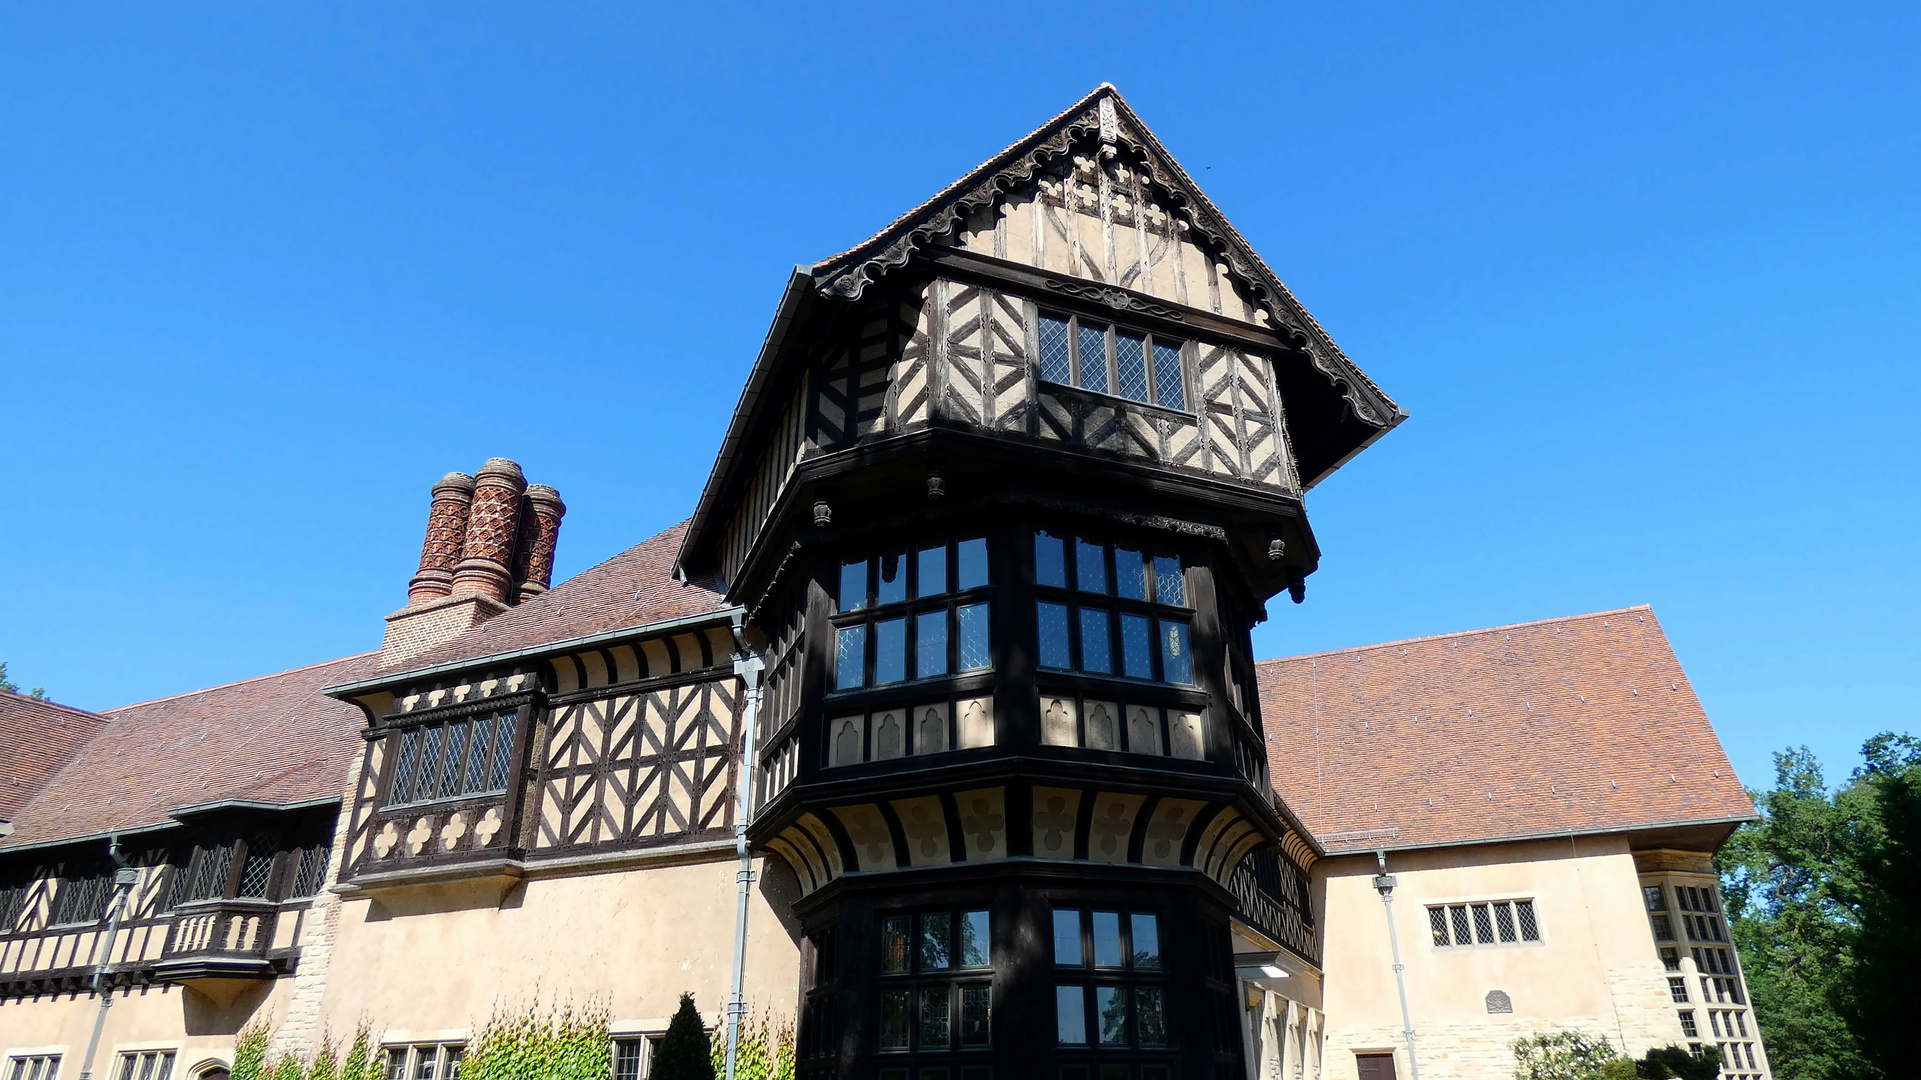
[381,458,565,667]
[405,472,476,606]
[449,458,527,603]
[510,485,566,602]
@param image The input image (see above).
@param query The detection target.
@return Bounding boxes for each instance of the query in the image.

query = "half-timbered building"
[1,86,1768,1080]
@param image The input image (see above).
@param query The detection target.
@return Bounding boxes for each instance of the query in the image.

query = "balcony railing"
[152,898,281,979]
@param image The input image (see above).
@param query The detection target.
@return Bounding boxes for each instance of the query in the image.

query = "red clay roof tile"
[1257,606,1756,852]
[0,692,109,823]
[0,652,376,849]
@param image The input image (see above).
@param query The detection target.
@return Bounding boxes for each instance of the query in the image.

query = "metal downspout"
[1374,850,1421,1080]
[77,838,140,1080]
[724,619,765,1080]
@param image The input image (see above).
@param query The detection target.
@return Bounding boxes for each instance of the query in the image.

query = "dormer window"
[1037,312,1187,411]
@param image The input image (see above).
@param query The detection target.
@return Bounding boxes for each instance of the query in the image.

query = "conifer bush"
[651,994,713,1080]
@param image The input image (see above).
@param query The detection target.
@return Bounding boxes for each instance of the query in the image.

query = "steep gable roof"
[0,692,109,824]
[811,84,1401,443]
[0,652,377,850]
[1257,606,1756,853]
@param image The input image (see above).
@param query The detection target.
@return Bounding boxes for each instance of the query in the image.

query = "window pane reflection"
[841,559,868,611]
[957,604,990,670]
[1078,324,1108,394]
[916,611,948,679]
[1120,614,1153,678]
[880,989,911,1050]
[961,910,990,966]
[1053,909,1082,965]
[1114,547,1147,600]
[957,538,988,589]
[836,625,867,690]
[1152,555,1183,606]
[1056,986,1086,1044]
[1131,913,1160,969]
[1091,912,1123,967]
[921,912,952,970]
[1096,986,1126,1044]
[875,618,906,684]
[1079,608,1112,674]
[1075,539,1107,594]
[882,916,911,972]
[878,554,908,605]
[920,987,951,1049]
[1159,619,1191,684]
[917,546,946,597]
[1135,987,1167,1045]
[1038,603,1072,670]
[960,986,991,1047]
[1036,531,1067,587]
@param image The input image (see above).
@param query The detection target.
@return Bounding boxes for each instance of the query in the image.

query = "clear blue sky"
[4,3,1914,792]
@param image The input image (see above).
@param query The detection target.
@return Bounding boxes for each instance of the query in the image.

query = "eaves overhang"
[673,267,819,580]
[1312,813,1761,860]
[321,607,747,699]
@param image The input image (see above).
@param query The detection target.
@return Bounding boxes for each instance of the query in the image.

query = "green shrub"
[1513,1030,1629,1080]
[1634,1045,1724,1080]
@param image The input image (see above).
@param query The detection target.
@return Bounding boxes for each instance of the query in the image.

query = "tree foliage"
[652,993,715,1080]
[1632,1045,1721,1080]
[1718,733,1920,1080]
[0,661,47,699]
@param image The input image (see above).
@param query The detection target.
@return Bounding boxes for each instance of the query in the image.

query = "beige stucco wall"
[315,853,804,1041]
[0,979,293,1079]
[1316,835,1686,1080]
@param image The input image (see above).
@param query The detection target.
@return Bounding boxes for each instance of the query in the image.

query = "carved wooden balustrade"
[352,794,516,877]
[151,898,282,980]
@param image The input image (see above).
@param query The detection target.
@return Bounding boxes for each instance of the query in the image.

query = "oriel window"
[385,710,520,807]
[834,538,990,692]
[1036,312,1188,412]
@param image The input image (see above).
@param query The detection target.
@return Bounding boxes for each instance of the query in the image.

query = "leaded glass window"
[1034,309,1189,411]
[878,908,992,1061]
[1052,906,1170,1058]
[1428,899,1543,948]
[832,538,992,692]
[1032,531,1191,684]
[385,711,520,807]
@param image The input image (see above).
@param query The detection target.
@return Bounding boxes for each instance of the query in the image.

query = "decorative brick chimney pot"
[405,472,476,606]
[510,484,567,602]
[449,458,527,603]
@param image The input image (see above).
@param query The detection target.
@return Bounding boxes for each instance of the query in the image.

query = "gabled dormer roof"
[812,84,1401,438]
[677,86,1404,582]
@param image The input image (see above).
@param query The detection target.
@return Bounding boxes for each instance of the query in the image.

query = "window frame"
[1051,905,1173,1065]
[112,1051,176,1080]
[380,1043,464,1080]
[830,537,991,695]
[1033,529,1193,687]
[1424,898,1543,949]
[381,709,522,810]
[874,907,994,1062]
[6,1056,63,1080]
[1035,310,1191,413]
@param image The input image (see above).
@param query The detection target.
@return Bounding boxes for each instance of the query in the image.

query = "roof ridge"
[811,85,1111,270]
[0,689,110,724]
[105,650,379,713]
[1254,605,1657,666]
